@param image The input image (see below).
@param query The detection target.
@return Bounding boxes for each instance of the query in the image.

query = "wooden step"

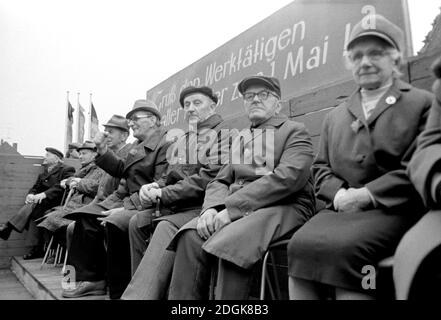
[10,256,107,300]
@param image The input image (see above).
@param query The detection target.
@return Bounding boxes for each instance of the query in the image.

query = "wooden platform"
[10,256,107,300]
[0,268,34,300]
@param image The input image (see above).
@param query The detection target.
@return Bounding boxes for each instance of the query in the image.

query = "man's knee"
[128,214,139,235]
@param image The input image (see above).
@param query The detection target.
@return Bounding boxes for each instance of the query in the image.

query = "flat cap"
[238,75,281,98]
[179,86,218,108]
[103,114,130,132]
[45,147,64,159]
[347,14,404,51]
[67,142,81,150]
[126,99,162,121]
[77,140,97,152]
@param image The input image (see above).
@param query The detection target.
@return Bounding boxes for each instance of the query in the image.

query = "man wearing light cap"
[0,147,75,259]
[167,75,315,299]
[122,85,235,300]
[287,14,433,300]
[62,100,171,299]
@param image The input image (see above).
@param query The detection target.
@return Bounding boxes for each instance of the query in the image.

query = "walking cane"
[63,188,75,210]
[154,197,161,218]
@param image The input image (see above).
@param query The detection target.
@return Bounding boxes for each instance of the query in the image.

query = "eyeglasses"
[348,49,389,64]
[128,114,155,122]
[243,90,279,102]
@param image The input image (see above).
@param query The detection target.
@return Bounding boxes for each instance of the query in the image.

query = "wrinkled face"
[242,85,281,126]
[105,127,128,150]
[183,93,216,124]
[348,36,396,90]
[42,152,59,166]
[127,111,156,141]
[78,149,96,166]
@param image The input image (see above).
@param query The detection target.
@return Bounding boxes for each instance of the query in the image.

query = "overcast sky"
[0,0,440,156]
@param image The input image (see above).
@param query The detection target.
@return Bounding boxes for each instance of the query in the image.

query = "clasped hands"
[25,193,46,204]
[61,177,81,189]
[196,208,231,240]
[139,182,161,207]
[333,187,373,212]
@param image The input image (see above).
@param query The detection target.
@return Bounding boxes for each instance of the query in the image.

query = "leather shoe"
[0,223,12,240]
[23,246,44,260]
[62,280,106,298]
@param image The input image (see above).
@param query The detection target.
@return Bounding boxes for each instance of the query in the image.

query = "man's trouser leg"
[67,215,106,282]
[123,221,178,300]
[105,223,131,299]
[215,259,254,300]
[128,214,152,274]
[168,229,213,300]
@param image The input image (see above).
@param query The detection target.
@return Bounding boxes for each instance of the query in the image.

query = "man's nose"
[360,54,373,66]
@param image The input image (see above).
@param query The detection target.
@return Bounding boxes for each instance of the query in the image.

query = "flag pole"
[64,91,70,153]
[77,92,80,143]
[88,93,92,140]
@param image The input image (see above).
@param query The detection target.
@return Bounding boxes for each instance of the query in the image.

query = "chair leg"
[269,251,282,299]
[53,244,61,266]
[260,251,270,300]
[61,249,69,275]
[40,236,54,269]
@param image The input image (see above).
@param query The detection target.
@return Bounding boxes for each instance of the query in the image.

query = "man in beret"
[167,75,315,299]
[122,85,236,300]
[0,147,75,259]
[62,100,171,299]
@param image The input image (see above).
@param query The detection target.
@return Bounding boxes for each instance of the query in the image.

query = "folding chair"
[41,187,75,271]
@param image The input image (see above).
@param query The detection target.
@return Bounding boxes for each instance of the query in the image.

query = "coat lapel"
[366,80,409,125]
[123,128,166,171]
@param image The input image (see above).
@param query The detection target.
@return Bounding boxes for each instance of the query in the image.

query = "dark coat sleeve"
[41,165,75,200]
[28,173,44,195]
[312,113,347,206]
[408,96,441,207]
[94,150,126,178]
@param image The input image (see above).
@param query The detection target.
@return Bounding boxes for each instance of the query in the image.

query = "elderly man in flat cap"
[166,75,315,300]
[0,147,75,259]
[122,85,235,300]
[62,100,170,299]
[287,14,432,300]
[37,141,105,238]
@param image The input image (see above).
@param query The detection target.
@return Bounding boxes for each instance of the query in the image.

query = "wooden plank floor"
[0,269,34,300]
[11,257,107,300]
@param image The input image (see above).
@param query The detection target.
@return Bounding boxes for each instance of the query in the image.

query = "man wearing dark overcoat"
[167,75,316,300]
[62,99,170,298]
[122,86,235,300]
[0,147,75,259]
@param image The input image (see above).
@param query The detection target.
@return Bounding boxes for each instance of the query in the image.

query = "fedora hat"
[126,99,162,121]
[103,114,130,132]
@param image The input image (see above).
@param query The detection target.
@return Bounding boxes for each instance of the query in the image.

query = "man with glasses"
[62,100,170,298]
[166,75,316,299]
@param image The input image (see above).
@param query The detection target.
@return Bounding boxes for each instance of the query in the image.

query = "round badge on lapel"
[385,96,396,105]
